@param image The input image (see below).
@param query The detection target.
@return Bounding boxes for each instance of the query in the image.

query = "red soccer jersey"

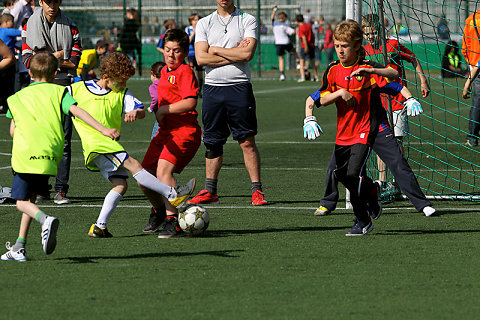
[364,39,415,111]
[157,63,199,131]
[298,23,314,48]
[319,59,392,146]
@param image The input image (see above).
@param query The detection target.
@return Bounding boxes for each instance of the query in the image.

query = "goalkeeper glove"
[404,97,423,117]
[303,116,323,140]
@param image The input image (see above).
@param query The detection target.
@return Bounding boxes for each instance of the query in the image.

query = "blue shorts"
[11,173,50,200]
[300,46,316,60]
[202,82,257,146]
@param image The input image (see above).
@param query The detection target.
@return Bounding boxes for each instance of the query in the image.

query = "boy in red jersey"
[140,29,201,238]
[304,20,410,236]
[362,14,430,194]
[296,14,318,82]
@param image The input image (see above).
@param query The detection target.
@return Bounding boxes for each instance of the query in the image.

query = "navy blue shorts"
[300,46,316,60]
[11,173,50,200]
[202,82,257,146]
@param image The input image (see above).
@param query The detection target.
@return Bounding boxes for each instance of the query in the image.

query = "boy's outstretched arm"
[69,104,120,140]
[412,57,430,97]
[124,108,146,123]
[463,65,480,99]
[303,93,323,140]
[270,2,278,21]
[9,119,15,138]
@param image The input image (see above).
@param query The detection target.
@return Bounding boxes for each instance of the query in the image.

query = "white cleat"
[1,242,27,262]
[42,216,59,255]
[423,206,436,217]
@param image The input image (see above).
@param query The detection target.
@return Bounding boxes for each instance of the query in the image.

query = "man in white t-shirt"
[189,0,267,206]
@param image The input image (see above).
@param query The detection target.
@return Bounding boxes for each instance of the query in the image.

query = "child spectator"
[22,0,82,205]
[156,19,176,59]
[69,52,195,238]
[148,60,166,139]
[140,29,201,238]
[1,52,119,261]
[185,13,204,95]
[303,20,407,235]
[442,40,467,78]
[75,39,109,82]
[0,13,20,113]
[296,14,318,82]
[271,2,295,81]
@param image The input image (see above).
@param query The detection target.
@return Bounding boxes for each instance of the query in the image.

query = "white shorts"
[92,152,130,181]
[392,108,409,137]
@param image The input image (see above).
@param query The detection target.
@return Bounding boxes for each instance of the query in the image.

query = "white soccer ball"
[178,204,210,236]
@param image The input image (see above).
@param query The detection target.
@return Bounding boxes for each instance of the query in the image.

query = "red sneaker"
[187,189,219,204]
[251,190,267,206]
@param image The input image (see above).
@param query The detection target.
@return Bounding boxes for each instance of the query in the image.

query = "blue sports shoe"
[346,219,374,236]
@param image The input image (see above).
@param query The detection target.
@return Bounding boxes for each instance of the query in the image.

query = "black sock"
[251,181,262,193]
[205,178,218,195]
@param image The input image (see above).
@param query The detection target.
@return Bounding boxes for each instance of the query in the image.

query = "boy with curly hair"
[70,52,194,238]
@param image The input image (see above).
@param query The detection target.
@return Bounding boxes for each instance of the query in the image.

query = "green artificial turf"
[0,78,479,319]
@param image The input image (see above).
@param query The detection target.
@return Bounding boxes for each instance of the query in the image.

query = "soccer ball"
[178,204,210,236]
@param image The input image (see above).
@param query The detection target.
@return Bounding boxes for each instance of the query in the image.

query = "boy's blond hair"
[334,20,365,60]
[99,52,135,79]
[29,52,58,82]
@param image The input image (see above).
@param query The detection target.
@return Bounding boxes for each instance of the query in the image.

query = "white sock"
[96,190,123,228]
[423,206,436,217]
[133,168,176,200]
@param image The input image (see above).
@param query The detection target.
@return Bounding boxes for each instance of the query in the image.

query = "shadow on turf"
[205,226,347,237]
[68,195,149,203]
[376,228,480,236]
[56,249,244,263]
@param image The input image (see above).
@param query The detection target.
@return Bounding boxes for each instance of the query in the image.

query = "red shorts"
[142,126,201,174]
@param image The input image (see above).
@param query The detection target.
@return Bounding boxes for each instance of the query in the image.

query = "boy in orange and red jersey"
[303,20,418,235]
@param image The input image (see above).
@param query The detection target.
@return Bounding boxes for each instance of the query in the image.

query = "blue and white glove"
[303,116,323,140]
[404,97,423,117]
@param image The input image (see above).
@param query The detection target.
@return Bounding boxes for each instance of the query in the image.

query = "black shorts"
[275,44,294,56]
[11,172,50,200]
[202,82,257,146]
[300,46,316,60]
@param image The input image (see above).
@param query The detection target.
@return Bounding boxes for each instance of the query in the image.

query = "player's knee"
[205,144,223,159]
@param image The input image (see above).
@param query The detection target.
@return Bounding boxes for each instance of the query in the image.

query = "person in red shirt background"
[140,29,201,238]
[296,14,318,82]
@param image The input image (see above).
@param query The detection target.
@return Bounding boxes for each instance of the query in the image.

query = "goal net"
[360,0,480,201]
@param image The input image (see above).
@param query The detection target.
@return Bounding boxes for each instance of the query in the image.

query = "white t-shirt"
[195,8,257,86]
[272,19,294,45]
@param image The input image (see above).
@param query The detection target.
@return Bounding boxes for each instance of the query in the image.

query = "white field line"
[0,203,478,212]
